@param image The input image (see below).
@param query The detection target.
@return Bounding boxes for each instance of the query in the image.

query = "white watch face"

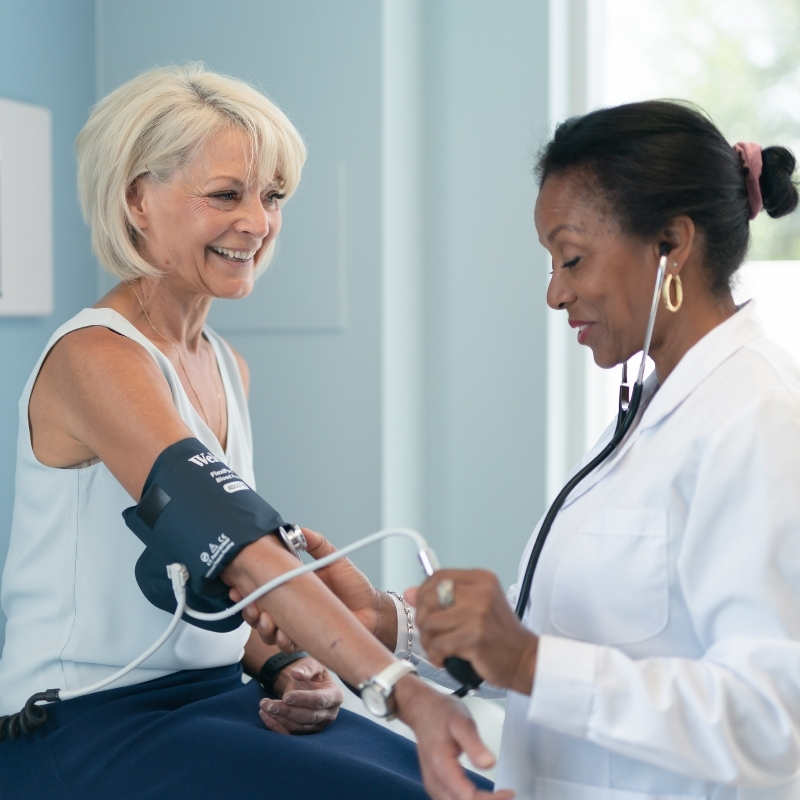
[361,685,389,717]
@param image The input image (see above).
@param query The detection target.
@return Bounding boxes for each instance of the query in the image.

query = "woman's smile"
[569,318,595,345]
[208,245,258,264]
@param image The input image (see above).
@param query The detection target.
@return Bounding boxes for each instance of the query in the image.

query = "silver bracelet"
[386,591,413,661]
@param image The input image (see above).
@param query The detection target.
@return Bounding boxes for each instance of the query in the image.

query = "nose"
[546,265,576,311]
[233,192,277,242]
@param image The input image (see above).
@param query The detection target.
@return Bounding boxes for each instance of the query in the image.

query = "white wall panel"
[0,97,52,316]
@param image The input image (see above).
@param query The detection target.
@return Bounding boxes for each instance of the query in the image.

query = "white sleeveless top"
[0,308,251,714]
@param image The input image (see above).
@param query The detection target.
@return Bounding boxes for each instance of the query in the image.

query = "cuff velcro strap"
[123,437,285,632]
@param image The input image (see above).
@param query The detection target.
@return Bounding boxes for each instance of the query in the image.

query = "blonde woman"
[0,65,501,800]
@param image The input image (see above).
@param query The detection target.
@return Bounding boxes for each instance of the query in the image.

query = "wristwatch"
[271,524,307,559]
[357,660,417,720]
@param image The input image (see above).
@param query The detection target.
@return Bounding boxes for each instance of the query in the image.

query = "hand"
[394,676,515,800]
[406,569,538,695]
[259,655,344,735]
[231,528,399,652]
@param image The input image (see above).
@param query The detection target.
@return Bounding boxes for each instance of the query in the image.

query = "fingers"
[258,711,291,735]
[449,712,495,771]
[275,629,298,653]
[281,686,342,712]
[403,586,419,606]
[264,657,344,735]
[259,695,340,734]
[422,745,490,800]
[300,528,338,560]
[256,612,278,644]
[289,659,325,683]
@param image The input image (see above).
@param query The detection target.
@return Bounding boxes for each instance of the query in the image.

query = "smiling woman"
[0,65,497,800]
[76,64,305,283]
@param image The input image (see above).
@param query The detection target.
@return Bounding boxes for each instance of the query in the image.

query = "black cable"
[514,382,643,620]
[0,689,60,742]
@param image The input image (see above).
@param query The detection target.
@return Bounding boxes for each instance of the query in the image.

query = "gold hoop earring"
[662,273,683,313]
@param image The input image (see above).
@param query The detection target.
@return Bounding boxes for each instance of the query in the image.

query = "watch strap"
[258,650,309,697]
[357,659,417,719]
[371,659,417,693]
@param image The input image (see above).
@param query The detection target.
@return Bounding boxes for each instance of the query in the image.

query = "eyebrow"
[205,176,282,191]
[546,223,583,242]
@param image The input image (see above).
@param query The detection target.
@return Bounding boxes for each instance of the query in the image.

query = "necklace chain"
[128,282,224,438]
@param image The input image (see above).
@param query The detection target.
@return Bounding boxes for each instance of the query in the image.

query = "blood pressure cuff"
[123,437,285,633]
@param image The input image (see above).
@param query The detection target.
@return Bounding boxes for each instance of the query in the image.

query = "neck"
[130,277,213,351]
[649,289,736,383]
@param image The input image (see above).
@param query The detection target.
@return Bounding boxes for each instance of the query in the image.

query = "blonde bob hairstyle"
[76,63,307,281]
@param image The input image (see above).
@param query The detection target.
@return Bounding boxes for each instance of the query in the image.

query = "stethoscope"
[0,245,671,739]
[447,243,672,694]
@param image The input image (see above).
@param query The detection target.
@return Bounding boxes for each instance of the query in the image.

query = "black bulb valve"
[445,656,484,697]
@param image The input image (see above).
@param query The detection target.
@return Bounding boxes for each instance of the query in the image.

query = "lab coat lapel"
[557,377,658,510]
[559,302,765,511]
[638,300,764,432]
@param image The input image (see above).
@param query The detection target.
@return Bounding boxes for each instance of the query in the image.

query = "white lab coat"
[495,301,800,800]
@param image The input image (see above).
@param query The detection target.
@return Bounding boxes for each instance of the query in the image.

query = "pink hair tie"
[734,141,763,220]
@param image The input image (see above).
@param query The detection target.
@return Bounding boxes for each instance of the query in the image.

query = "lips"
[209,245,257,263]
[569,319,594,345]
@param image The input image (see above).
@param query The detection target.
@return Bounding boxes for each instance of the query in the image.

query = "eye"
[210,191,238,202]
[263,191,286,209]
[562,256,580,269]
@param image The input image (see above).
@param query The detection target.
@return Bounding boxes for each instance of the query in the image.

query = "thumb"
[450,712,496,771]
[403,586,419,607]
[301,528,337,560]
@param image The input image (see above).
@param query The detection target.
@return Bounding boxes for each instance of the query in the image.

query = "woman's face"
[535,171,660,368]
[128,127,283,300]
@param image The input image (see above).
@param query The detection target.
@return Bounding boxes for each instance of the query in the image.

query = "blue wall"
[0,0,97,650]
[422,0,549,580]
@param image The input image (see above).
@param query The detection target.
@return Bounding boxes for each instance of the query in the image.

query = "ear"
[656,216,696,275]
[126,177,151,233]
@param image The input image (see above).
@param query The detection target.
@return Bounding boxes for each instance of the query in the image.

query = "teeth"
[211,246,256,262]
[579,324,589,332]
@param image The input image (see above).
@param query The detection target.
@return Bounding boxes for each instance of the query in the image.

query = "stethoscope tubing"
[514,251,669,621]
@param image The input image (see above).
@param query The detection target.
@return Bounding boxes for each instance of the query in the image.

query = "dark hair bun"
[760,146,799,218]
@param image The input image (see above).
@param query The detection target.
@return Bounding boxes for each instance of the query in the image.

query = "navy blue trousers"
[1,665,493,799]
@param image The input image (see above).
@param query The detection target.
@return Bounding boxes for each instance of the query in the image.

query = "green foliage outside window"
[605,0,800,259]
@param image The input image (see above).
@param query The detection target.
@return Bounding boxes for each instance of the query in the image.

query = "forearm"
[242,628,282,678]
[223,537,395,686]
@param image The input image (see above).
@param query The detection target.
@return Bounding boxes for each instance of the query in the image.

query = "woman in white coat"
[248,100,800,799]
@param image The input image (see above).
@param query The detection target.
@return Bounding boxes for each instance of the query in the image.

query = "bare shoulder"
[41,324,164,385]
[224,340,250,397]
[30,325,192,497]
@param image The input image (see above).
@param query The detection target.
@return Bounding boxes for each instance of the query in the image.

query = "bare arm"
[29,327,505,797]
[29,327,397,682]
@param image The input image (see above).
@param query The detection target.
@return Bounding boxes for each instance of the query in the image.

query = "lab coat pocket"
[551,508,669,645]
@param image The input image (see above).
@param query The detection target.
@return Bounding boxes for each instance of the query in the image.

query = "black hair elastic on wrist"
[123,437,286,632]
